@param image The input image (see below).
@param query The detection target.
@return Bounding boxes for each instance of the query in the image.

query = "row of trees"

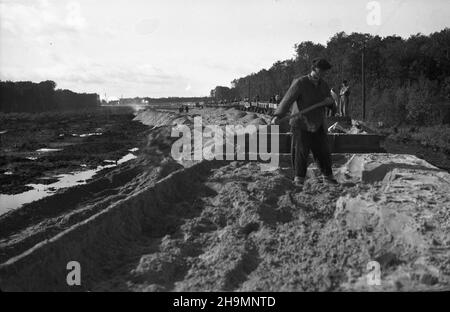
[212,29,450,125]
[210,86,238,102]
[143,96,209,104]
[108,96,210,105]
[0,80,101,113]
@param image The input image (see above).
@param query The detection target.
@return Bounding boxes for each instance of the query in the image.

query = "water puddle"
[117,153,137,164]
[0,152,138,215]
[72,132,103,138]
[36,148,63,153]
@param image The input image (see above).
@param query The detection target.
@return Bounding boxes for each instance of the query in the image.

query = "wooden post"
[362,42,366,121]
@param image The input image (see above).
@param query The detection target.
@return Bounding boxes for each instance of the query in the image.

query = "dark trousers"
[291,125,333,178]
[340,96,349,116]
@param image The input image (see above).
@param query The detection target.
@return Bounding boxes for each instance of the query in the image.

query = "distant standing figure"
[329,88,339,117]
[185,105,189,113]
[178,105,184,113]
[339,80,351,117]
[275,94,280,104]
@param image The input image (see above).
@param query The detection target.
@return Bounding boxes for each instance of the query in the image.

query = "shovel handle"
[276,100,333,123]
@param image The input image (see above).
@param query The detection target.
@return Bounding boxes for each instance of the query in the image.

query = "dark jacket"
[274,75,331,132]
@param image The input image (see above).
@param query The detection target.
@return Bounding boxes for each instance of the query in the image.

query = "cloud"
[134,18,160,36]
[40,62,182,85]
[0,58,191,97]
[65,2,86,31]
[0,0,87,38]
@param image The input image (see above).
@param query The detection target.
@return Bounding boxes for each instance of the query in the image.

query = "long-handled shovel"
[273,99,335,124]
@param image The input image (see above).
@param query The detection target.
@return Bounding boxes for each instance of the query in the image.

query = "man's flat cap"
[312,58,332,70]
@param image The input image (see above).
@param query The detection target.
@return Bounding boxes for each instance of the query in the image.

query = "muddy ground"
[0,107,149,194]
[0,107,449,291]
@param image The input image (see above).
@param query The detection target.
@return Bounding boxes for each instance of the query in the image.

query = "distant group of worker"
[240,84,351,118]
[243,94,281,105]
[178,105,189,113]
[269,94,281,104]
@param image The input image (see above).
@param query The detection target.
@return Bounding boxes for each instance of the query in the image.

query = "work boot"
[323,175,339,185]
[293,176,305,188]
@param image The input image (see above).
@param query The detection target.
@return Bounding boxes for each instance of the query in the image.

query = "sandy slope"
[0,107,449,291]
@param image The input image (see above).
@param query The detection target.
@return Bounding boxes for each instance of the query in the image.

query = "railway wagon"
[238,101,278,115]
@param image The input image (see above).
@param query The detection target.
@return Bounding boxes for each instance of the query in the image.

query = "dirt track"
[1,107,449,291]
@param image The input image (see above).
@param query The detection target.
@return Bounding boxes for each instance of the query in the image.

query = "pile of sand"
[134,108,272,167]
[133,109,193,128]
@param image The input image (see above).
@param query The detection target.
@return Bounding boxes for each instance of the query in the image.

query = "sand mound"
[134,109,193,128]
[249,118,268,126]
[240,113,258,122]
[338,154,441,184]
[226,109,247,119]
[2,154,449,291]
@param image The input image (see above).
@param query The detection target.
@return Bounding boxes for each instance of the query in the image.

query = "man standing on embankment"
[339,80,351,117]
[271,58,339,188]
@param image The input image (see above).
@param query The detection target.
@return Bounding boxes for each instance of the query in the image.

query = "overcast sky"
[0,0,449,99]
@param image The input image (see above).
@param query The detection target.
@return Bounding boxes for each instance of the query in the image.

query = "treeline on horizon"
[145,96,208,104]
[0,80,100,113]
[114,96,209,105]
[212,29,450,126]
